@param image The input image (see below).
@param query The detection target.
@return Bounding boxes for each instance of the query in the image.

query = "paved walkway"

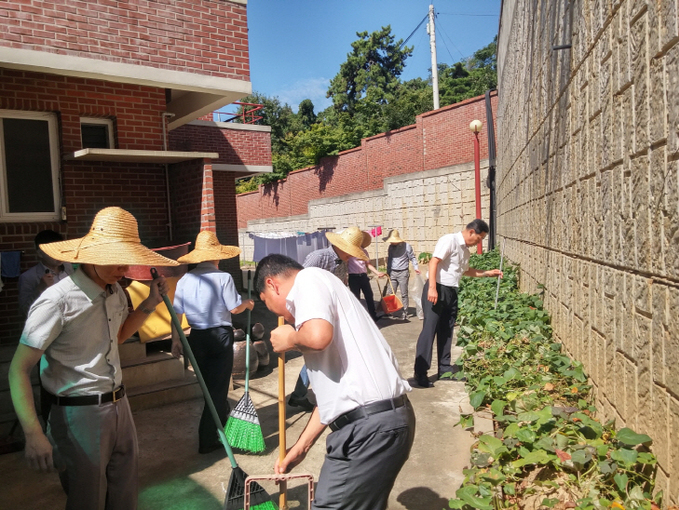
[1,278,477,510]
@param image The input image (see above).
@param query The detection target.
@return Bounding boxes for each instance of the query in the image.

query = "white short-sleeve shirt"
[432,232,471,288]
[287,267,411,425]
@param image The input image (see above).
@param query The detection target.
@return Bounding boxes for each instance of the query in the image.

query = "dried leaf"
[555,449,571,462]
[544,382,555,391]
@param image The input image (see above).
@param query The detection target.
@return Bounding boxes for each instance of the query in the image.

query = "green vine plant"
[447,251,661,510]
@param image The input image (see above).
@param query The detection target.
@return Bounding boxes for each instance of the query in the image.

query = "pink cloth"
[348,248,369,274]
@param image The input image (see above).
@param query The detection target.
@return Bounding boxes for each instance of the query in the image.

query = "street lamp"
[469,119,483,254]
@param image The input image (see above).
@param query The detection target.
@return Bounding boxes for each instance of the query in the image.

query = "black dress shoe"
[414,375,434,388]
[288,396,315,412]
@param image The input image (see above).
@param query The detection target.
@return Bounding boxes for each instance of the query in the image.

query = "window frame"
[80,116,115,149]
[0,110,61,222]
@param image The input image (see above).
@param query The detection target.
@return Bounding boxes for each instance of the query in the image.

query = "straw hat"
[361,231,372,248]
[384,229,405,244]
[177,230,241,264]
[325,226,369,261]
[40,207,179,266]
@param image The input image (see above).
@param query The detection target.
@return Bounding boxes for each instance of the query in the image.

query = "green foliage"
[327,26,411,116]
[448,251,661,510]
[235,32,498,194]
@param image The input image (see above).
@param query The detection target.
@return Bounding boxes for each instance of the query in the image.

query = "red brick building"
[0,0,272,345]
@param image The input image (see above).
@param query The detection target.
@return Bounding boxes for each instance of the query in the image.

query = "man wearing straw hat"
[382,229,420,321]
[8,206,176,510]
[287,226,374,412]
[254,252,415,510]
[170,230,255,454]
[347,230,384,323]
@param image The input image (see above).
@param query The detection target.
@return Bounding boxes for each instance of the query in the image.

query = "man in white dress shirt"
[255,253,415,510]
[413,219,503,388]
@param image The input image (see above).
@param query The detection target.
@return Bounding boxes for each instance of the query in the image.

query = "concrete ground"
[0,277,478,510]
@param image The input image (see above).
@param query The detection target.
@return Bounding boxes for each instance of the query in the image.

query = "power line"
[400,13,429,49]
[437,12,498,17]
[434,13,466,61]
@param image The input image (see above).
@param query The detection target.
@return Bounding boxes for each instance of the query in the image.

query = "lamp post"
[470,119,483,254]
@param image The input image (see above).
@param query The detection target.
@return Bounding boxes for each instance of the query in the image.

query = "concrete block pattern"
[497,0,679,495]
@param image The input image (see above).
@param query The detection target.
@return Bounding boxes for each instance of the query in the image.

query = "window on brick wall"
[0,110,61,221]
[80,117,115,149]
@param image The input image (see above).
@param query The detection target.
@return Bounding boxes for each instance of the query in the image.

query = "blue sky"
[242,0,502,113]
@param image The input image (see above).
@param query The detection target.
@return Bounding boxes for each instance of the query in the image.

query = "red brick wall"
[214,170,241,284]
[170,123,272,166]
[0,68,167,152]
[237,93,498,229]
[0,0,249,81]
[168,160,204,243]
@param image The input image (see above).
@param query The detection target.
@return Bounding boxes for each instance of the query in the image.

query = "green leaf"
[516,428,536,444]
[613,472,628,493]
[447,499,467,509]
[598,460,617,475]
[478,434,508,458]
[469,391,487,409]
[570,449,591,466]
[490,400,507,417]
[503,482,515,495]
[616,427,652,446]
[455,485,493,510]
[511,449,554,467]
[610,448,638,467]
[517,411,541,423]
[457,414,474,430]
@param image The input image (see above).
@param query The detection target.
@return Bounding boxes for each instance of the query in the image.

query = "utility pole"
[428,4,440,110]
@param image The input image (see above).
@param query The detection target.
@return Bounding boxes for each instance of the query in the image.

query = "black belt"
[329,394,408,432]
[48,385,125,406]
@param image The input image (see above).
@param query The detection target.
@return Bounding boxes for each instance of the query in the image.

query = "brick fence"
[237,93,497,231]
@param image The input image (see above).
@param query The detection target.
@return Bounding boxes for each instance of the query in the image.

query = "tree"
[297,99,317,129]
[327,26,412,117]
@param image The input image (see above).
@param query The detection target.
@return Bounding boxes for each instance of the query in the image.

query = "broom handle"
[151,268,239,470]
[494,238,506,310]
[277,316,288,509]
[245,270,252,393]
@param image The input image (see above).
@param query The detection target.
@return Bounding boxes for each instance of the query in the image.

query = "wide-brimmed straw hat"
[384,229,405,244]
[361,231,372,248]
[177,230,241,264]
[325,226,369,261]
[40,207,179,266]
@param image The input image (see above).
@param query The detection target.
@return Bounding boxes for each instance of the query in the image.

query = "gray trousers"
[384,269,410,314]
[48,394,139,510]
[313,399,416,510]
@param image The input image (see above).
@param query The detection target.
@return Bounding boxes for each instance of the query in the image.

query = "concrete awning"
[68,149,219,164]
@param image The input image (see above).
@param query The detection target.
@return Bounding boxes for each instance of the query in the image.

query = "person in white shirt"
[171,230,254,454]
[255,254,415,510]
[18,230,74,317]
[413,219,503,388]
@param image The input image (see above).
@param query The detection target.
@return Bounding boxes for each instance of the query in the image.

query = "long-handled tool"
[277,316,288,510]
[494,238,506,310]
[151,268,275,510]
[245,316,314,510]
[225,270,266,453]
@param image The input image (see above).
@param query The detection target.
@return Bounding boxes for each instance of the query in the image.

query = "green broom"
[225,270,266,453]
[151,269,276,510]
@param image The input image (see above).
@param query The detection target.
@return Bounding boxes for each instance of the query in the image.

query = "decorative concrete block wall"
[497,0,679,498]
[238,161,490,264]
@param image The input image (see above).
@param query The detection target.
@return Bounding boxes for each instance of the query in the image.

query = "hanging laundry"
[1,251,21,278]
[370,226,382,238]
[251,232,298,263]
[295,231,329,264]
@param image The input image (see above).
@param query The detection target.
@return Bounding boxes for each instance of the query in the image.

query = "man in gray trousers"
[255,253,415,510]
[383,230,420,320]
